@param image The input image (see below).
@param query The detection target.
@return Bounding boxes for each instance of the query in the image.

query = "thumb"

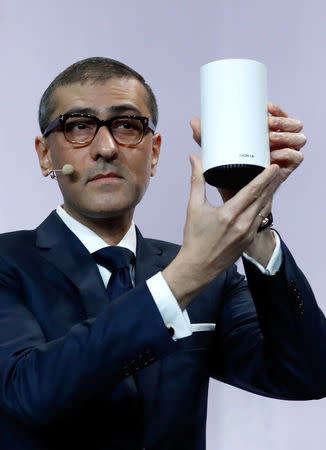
[190,118,201,146]
[189,154,206,206]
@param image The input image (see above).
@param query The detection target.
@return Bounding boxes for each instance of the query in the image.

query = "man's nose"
[89,125,119,160]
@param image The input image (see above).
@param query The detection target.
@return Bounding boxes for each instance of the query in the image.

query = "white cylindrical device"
[200,59,270,189]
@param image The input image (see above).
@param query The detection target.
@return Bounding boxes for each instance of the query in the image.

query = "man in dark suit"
[0,57,325,450]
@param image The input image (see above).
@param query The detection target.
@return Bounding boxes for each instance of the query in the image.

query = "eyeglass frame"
[42,112,156,147]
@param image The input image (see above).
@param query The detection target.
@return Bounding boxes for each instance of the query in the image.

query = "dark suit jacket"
[0,211,325,450]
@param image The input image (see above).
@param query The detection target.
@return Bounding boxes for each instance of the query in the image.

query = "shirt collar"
[56,205,137,256]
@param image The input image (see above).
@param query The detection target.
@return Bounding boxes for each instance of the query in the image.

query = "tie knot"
[93,246,135,271]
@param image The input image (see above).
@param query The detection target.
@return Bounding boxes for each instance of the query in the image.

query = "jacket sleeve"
[0,256,175,428]
[210,237,326,400]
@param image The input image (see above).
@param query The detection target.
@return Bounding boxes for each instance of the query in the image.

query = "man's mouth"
[88,172,123,183]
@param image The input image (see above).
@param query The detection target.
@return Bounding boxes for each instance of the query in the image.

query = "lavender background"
[1,1,325,448]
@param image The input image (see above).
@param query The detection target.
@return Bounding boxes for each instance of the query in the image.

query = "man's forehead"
[51,78,150,118]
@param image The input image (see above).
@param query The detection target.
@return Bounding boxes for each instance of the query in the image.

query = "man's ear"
[150,133,161,177]
[35,136,53,177]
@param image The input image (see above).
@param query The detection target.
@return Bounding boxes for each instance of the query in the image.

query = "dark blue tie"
[92,246,135,301]
[93,246,140,440]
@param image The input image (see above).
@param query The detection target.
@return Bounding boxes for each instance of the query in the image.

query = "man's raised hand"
[162,156,280,309]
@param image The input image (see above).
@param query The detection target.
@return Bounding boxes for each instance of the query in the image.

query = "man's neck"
[62,205,134,246]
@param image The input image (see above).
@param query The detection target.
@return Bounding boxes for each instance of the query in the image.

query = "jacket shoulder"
[0,230,36,254]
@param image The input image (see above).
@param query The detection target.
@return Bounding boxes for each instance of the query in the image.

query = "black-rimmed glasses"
[43,113,156,146]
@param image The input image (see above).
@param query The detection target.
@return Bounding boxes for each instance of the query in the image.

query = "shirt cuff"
[243,230,282,275]
[146,272,192,340]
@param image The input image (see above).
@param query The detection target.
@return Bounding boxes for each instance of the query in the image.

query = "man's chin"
[85,209,133,220]
[72,201,137,221]
[63,193,141,222]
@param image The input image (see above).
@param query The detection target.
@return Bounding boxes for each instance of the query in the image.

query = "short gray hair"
[38,56,158,133]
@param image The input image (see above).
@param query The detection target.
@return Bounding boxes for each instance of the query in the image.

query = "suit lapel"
[36,215,172,427]
[36,211,108,318]
[37,212,142,412]
[36,216,171,316]
[134,228,169,284]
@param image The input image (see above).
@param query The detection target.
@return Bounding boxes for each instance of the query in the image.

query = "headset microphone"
[50,164,75,179]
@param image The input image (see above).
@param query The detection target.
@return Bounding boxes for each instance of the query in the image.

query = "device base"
[204,164,264,189]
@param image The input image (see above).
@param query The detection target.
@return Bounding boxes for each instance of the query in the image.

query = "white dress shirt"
[56,206,282,340]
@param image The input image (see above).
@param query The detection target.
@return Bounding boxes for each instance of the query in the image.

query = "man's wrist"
[146,272,192,340]
[162,253,210,310]
[244,229,277,270]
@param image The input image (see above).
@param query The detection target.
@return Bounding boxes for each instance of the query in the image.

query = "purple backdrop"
[0,1,325,448]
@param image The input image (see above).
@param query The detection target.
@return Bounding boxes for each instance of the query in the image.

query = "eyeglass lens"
[64,116,145,145]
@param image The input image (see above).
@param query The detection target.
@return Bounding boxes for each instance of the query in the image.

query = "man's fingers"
[268,116,303,132]
[270,148,304,167]
[189,154,206,207]
[268,102,288,118]
[230,170,278,238]
[244,166,281,217]
[225,164,280,217]
[269,131,307,150]
[190,118,201,146]
[216,167,278,246]
[246,197,274,235]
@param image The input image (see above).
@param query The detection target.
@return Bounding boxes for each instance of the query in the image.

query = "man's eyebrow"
[64,104,142,116]
[64,107,97,115]
[108,104,142,115]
